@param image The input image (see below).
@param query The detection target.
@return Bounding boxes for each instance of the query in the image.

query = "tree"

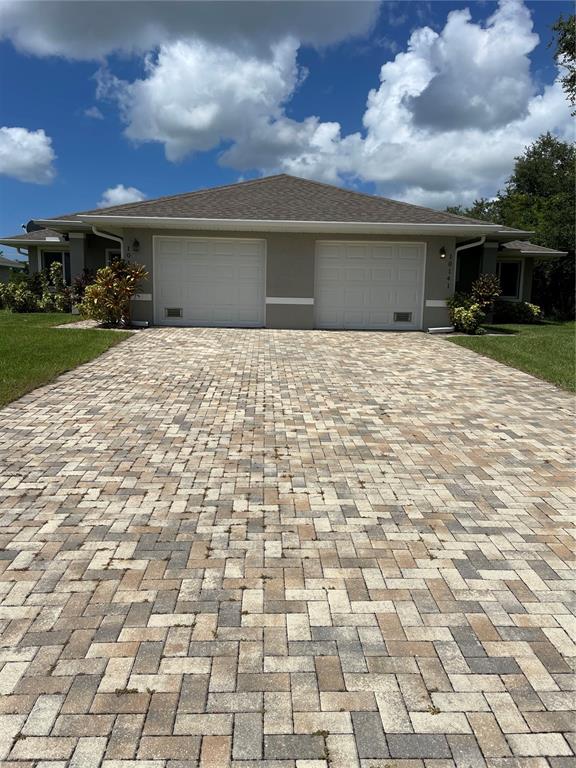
[551,14,576,114]
[501,134,575,257]
[446,134,575,318]
[507,133,574,201]
[447,199,501,223]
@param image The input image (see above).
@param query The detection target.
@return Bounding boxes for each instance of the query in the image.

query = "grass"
[449,321,576,391]
[0,312,131,408]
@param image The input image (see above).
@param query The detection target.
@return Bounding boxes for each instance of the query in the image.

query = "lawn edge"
[0,325,134,410]
[446,335,575,393]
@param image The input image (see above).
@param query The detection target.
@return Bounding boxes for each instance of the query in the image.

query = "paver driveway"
[0,328,575,768]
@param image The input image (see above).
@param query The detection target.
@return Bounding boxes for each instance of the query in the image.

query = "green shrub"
[451,303,486,334]
[471,273,502,309]
[78,260,148,326]
[0,281,41,312]
[446,292,474,312]
[0,262,71,313]
[448,273,503,334]
[493,300,543,323]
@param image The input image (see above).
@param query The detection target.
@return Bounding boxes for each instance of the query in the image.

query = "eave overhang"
[32,215,530,238]
[0,238,69,248]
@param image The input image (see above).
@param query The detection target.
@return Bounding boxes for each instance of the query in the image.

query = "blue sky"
[0,0,573,258]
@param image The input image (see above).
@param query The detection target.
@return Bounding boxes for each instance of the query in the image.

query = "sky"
[0,0,573,259]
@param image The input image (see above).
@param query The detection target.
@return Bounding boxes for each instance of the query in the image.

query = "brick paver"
[1,328,574,767]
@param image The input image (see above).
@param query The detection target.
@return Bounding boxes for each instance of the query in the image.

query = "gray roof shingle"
[0,254,26,268]
[501,240,567,255]
[47,174,497,227]
[0,228,67,244]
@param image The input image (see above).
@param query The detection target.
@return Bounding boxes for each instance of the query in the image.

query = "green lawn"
[0,312,131,408]
[449,321,576,392]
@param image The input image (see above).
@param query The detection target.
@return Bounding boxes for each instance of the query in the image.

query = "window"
[41,251,71,284]
[496,260,522,300]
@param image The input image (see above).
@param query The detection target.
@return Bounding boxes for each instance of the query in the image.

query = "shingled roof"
[500,240,568,256]
[46,174,495,227]
[0,228,67,245]
[0,253,25,269]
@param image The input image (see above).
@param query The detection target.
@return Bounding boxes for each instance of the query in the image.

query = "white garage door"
[315,241,425,330]
[154,237,265,327]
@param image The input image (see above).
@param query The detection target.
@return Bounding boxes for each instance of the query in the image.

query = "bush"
[70,268,95,306]
[451,303,486,334]
[78,259,148,326]
[0,281,41,312]
[448,273,503,334]
[471,273,502,309]
[38,263,71,313]
[493,299,543,323]
[0,262,71,313]
[447,292,474,312]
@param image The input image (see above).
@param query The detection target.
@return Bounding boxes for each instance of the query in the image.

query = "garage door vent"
[165,307,183,318]
[394,311,413,322]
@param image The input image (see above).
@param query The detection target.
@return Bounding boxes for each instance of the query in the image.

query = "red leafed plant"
[79,259,148,327]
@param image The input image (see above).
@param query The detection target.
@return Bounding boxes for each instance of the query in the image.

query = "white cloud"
[95,0,572,206]
[97,37,301,162]
[84,106,104,120]
[97,184,146,208]
[407,0,538,130]
[0,0,379,59]
[284,0,573,203]
[0,126,56,183]
[2,0,570,208]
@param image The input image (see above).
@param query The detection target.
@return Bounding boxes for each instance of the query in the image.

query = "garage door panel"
[398,267,420,282]
[155,238,265,327]
[343,286,367,303]
[315,241,425,330]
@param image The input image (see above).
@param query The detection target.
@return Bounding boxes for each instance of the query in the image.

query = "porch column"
[68,233,86,280]
[480,241,499,275]
[521,258,533,302]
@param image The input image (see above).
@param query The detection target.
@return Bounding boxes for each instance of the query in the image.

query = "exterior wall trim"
[74,214,510,237]
[266,297,314,305]
[425,299,447,307]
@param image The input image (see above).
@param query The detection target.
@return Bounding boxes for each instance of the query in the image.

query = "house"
[0,253,26,283]
[0,175,566,329]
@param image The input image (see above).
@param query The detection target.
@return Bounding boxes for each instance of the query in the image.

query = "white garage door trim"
[153,235,266,327]
[314,240,427,330]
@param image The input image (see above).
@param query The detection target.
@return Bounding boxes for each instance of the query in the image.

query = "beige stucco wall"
[122,227,456,329]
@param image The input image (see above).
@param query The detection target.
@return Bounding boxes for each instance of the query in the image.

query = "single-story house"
[0,253,26,283]
[0,174,566,330]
